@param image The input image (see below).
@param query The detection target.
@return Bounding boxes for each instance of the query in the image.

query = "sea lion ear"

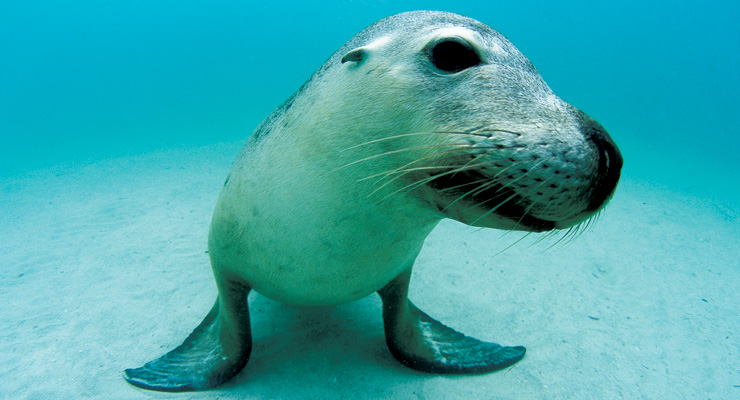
[341,47,367,64]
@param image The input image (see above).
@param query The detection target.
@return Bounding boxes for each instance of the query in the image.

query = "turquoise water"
[2,2,740,398]
[2,0,739,203]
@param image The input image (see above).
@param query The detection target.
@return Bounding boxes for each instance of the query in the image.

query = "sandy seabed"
[1,142,738,400]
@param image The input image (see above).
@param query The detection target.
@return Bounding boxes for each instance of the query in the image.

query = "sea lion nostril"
[579,114,623,212]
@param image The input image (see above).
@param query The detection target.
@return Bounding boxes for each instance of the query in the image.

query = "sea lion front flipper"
[124,279,252,392]
[377,269,525,374]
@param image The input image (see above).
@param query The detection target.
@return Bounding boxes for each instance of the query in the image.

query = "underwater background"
[2,1,739,399]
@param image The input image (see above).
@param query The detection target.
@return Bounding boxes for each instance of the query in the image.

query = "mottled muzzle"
[427,109,622,232]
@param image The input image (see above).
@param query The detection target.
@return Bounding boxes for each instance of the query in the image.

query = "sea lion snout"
[420,109,622,233]
[578,112,623,214]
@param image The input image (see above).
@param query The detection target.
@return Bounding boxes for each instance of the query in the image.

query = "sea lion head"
[332,11,622,232]
[251,11,622,233]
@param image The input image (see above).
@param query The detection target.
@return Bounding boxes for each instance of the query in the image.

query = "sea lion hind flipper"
[378,269,525,374]
[124,285,252,391]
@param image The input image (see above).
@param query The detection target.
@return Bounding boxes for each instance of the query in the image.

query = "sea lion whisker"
[441,181,496,213]
[440,171,512,213]
[577,213,601,239]
[508,176,560,231]
[361,163,454,183]
[335,143,475,173]
[580,215,597,236]
[367,164,489,198]
[443,159,534,216]
[369,166,448,200]
[540,229,563,243]
[440,156,530,190]
[372,163,475,199]
[545,227,575,250]
[492,231,533,257]
[456,159,539,215]
[469,156,558,215]
[594,208,603,222]
[535,181,569,220]
[563,222,587,245]
[469,191,520,226]
[490,159,547,191]
[344,131,494,151]
[444,151,493,181]
[373,158,512,203]
[548,220,588,249]
[438,176,491,193]
[341,132,442,151]
[362,149,481,197]
[510,170,570,232]
[360,147,479,183]
[461,158,557,226]
[526,229,561,250]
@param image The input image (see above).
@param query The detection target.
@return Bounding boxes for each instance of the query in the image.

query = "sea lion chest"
[208,134,439,306]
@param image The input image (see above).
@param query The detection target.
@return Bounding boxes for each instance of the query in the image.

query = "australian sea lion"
[124,10,622,391]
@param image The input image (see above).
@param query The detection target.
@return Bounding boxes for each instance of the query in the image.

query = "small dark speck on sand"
[587,315,600,321]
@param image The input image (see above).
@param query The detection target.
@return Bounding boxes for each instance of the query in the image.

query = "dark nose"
[578,112,623,213]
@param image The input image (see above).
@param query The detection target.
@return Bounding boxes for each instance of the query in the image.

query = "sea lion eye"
[429,39,481,73]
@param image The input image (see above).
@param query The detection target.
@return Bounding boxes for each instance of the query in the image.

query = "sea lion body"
[125,10,622,391]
